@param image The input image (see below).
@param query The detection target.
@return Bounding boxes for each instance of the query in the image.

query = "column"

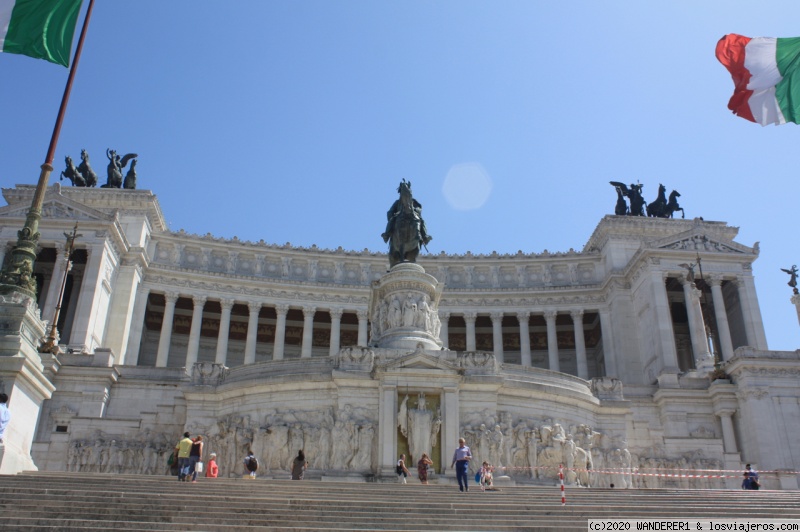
[490,312,504,363]
[301,306,316,358]
[244,301,261,365]
[124,285,151,366]
[378,385,398,475]
[215,298,234,365]
[652,272,680,372]
[464,312,477,351]
[329,308,343,356]
[155,291,179,367]
[598,308,617,377]
[517,311,531,367]
[793,293,800,327]
[680,276,712,368]
[442,387,460,474]
[544,310,560,372]
[69,243,106,350]
[357,309,368,346]
[273,304,288,361]
[707,275,735,361]
[41,243,65,325]
[185,295,207,368]
[718,411,739,453]
[734,276,769,349]
[439,311,450,349]
[571,309,588,379]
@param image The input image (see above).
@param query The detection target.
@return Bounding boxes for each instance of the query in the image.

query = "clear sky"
[0,1,798,351]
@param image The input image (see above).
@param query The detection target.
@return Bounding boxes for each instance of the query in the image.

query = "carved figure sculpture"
[382,180,432,268]
[398,393,441,464]
[781,265,799,294]
[102,149,138,188]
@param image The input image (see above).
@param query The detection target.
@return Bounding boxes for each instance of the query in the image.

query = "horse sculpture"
[646,184,667,218]
[77,149,99,187]
[382,180,431,268]
[123,159,137,189]
[613,186,628,215]
[60,156,86,187]
[666,190,684,219]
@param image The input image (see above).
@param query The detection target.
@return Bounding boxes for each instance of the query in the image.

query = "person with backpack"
[243,451,258,479]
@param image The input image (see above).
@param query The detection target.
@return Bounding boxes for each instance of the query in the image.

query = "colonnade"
[125,286,370,367]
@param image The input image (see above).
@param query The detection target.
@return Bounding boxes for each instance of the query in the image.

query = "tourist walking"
[291,449,308,480]
[188,436,203,482]
[175,432,193,481]
[417,453,433,485]
[243,451,258,479]
[396,453,410,484]
[742,471,760,490]
[450,437,472,492]
[205,452,219,478]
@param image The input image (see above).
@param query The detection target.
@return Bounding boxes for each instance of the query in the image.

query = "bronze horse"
[60,156,86,187]
[383,180,429,268]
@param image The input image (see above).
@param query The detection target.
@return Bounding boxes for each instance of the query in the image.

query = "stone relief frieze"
[66,429,177,476]
[184,404,377,477]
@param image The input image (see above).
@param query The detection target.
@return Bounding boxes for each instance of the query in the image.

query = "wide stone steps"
[0,472,796,531]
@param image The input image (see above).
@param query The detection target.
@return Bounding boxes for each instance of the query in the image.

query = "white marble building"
[0,183,797,489]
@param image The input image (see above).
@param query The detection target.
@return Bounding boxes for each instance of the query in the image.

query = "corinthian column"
[544,310,560,372]
[329,308,343,356]
[571,309,588,379]
[680,276,712,370]
[244,301,261,365]
[357,309,369,346]
[156,291,179,367]
[273,304,289,361]
[707,275,734,361]
[215,298,235,365]
[490,312,504,363]
[439,311,450,348]
[464,312,477,351]
[185,295,207,368]
[517,311,531,367]
[301,306,316,358]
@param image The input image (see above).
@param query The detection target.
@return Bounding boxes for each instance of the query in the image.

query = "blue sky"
[1,1,798,350]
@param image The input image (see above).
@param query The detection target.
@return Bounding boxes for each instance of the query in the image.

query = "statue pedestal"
[0,292,55,474]
[369,263,443,351]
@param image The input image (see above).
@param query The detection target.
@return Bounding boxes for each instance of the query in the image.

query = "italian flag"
[715,34,800,126]
[0,0,82,67]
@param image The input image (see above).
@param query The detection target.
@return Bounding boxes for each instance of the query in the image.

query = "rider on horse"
[382,180,432,246]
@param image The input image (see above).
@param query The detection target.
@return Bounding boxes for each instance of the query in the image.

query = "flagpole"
[0,0,96,298]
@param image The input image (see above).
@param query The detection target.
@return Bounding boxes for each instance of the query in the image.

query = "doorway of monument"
[396,391,443,474]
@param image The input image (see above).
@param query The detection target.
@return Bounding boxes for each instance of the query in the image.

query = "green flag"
[0,0,83,67]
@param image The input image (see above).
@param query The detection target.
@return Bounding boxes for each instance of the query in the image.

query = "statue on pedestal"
[381,180,432,268]
[398,393,441,464]
[781,265,799,294]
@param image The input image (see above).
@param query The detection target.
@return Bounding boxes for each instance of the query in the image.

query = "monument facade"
[0,182,797,489]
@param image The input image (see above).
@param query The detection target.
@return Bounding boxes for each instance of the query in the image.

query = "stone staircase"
[0,472,797,531]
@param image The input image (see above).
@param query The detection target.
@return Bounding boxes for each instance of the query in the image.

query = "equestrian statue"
[381,179,432,268]
[60,156,86,187]
[610,181,645,216]
[77,149,100,187]
[646,183,685,219]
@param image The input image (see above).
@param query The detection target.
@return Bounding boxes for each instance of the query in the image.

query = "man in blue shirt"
[450,437,473,492]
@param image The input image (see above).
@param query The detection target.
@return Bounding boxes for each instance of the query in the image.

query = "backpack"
[246,456,258,472]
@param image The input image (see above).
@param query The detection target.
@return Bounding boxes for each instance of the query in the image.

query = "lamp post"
[39,223,81,354]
